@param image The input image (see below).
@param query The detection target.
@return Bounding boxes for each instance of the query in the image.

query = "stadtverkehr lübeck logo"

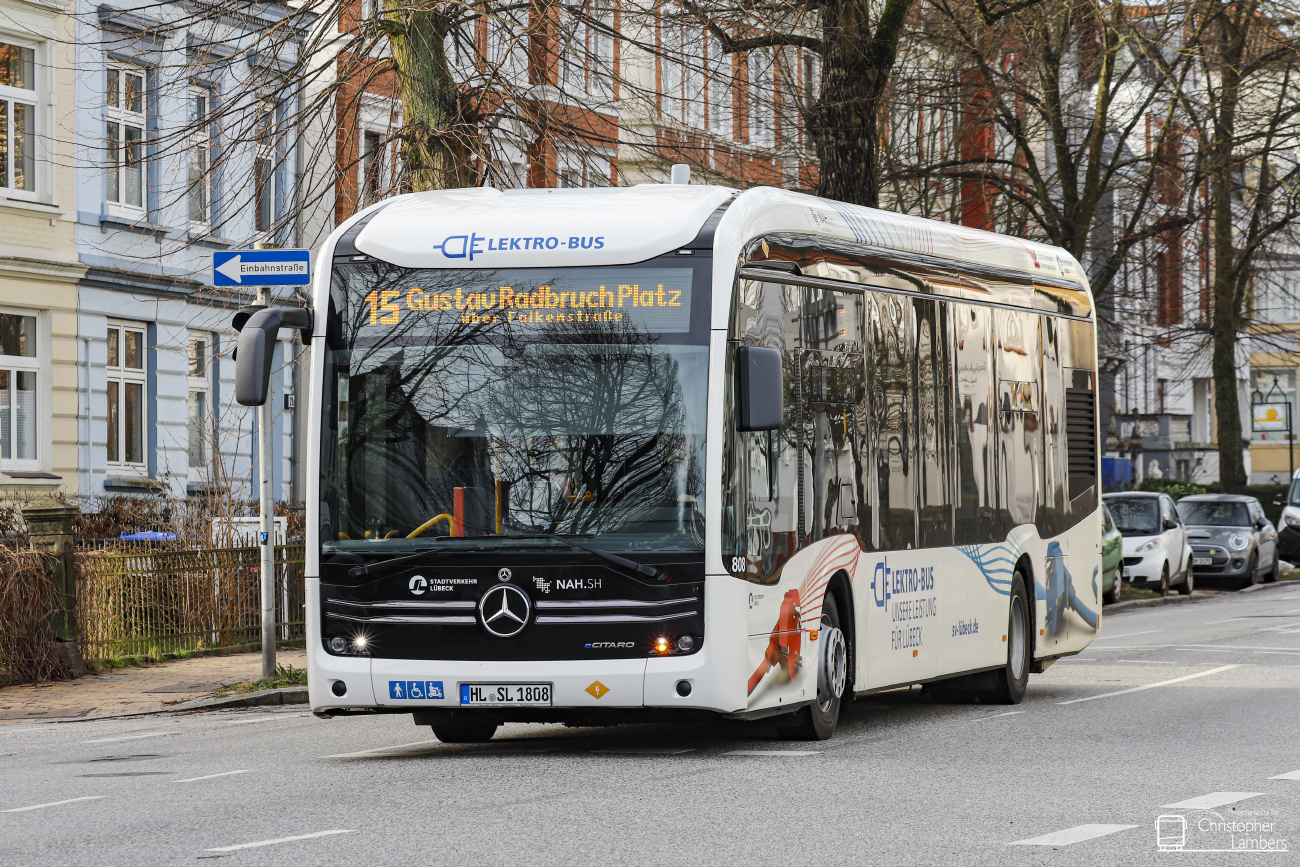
[431,233,606,261]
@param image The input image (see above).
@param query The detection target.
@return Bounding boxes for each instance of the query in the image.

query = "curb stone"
[43,687,310,724]
[1105,578,1300,613]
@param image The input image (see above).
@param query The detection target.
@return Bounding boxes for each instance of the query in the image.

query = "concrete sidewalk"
[0,648,306,722]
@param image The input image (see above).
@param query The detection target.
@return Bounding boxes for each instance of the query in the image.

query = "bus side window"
[954,304,995,545]
[915,298,955,548]
[798,287,865,547]
[867,293,916,551]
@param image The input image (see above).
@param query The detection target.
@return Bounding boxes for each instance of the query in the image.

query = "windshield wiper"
[503,531,664,582]
[347,543,492,579]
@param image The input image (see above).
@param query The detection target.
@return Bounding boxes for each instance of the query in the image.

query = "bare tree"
[1179,0,1300,490]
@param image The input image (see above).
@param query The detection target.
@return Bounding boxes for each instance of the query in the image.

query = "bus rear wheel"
[776,594,845,741]
[976,570,1031,705]
[431,723,498,744]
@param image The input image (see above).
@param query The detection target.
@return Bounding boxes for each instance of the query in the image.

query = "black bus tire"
[977,570,1031,705]
[776,594,845,741]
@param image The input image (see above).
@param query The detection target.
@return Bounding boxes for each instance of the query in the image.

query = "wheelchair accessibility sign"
[388,680,444,700]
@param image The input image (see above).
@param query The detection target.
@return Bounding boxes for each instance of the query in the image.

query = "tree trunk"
[811,0,913,207]
[1205,3,1248,493]
[384,2,477,191]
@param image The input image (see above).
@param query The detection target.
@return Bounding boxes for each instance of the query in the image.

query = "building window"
[254,100,278,233]
[0,42,36,196]
[106,321,147,468]
[106,62,146,212]
[360,129,385,205]
[1257,270,1300,324]
[749,49,774,148]
[188,88,213,226]
[660,18,682,123]
[707,36,732,138]
[0,312,37,468]
[188,333,211,468]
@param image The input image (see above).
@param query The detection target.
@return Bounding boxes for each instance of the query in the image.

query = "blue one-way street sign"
[212,250,312,286]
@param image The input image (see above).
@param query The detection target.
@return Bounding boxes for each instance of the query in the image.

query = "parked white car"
[1102,492,1194,594]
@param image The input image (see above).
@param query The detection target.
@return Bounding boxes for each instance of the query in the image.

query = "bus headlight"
[328,636,347,654]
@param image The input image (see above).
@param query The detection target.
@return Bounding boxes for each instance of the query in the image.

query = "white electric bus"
[236,179,1102,741]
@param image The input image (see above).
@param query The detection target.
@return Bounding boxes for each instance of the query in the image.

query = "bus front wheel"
[775,594,845,741]
[431,723,499,744]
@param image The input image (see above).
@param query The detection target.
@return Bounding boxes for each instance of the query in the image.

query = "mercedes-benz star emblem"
[497,567,512,582]
[479,583,530,638]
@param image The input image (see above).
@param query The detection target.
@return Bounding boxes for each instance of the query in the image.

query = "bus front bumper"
[308,653,735,716]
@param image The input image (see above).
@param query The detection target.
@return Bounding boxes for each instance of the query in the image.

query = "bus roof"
[346,184,1089,293]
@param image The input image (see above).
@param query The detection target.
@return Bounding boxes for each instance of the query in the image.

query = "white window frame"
[0,310,40,471]
[105,320,148,472]
[188,86,214,228]
[105,60,147,217]
[0,38,39,200]
[187,331,212,471]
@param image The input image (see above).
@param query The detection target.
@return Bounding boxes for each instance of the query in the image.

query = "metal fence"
[74,545,305,662]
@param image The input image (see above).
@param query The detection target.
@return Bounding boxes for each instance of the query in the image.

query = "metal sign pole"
[257,284,276,679]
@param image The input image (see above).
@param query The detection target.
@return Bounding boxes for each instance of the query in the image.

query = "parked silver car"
[1176,494,1279,589]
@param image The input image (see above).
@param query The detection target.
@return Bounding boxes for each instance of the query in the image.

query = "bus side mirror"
[235,306,312,406]
[735,346,782,432]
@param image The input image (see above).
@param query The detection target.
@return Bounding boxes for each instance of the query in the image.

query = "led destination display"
[356,267,695,335]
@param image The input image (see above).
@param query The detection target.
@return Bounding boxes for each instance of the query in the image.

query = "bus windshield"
[320,259,710,556]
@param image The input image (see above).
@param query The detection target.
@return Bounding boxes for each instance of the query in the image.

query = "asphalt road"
[4,585,1300,866]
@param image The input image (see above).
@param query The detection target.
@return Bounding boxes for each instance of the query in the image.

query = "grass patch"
[215,664,308,697]
[1120,583,1164,601]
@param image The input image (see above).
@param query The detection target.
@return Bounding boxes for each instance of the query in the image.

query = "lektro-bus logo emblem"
[432,233,606,262]
[479,584,530,638]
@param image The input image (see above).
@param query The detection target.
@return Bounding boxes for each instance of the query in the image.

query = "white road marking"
[724,750,820,756]
[1010,824,1139,846]
[1254,650,1300,655]
[1094,630,1163,640]
[1115,660,1177,664]
[1269,770,1300,780]
[204,829,353,852]
[221,716,285,726]
[591,747,695,755]
[1182,644,1300,651]
[1162,792,1264,810]
[1057,665,1240,705]
[174,770,253,783]
[1204,618,1246,624]
[320,739,441,759]
[2,796,105,813]
[972,711,1024,721]
[83,731,176,744]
